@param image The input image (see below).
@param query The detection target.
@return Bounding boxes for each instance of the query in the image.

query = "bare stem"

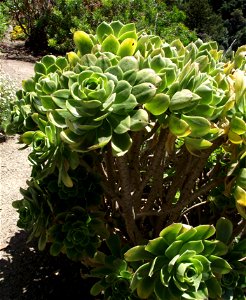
[116,156,142,243]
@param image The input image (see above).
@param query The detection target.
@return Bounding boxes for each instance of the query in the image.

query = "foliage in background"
[7,21,246,298]
[209,0,246,51]
[4,0,196,53]
[182,0,227,46]
[181,0,246,51]
[4,0,53,53]
[0,69,18,132]
[3,0,245,53]
[0,2,10,40]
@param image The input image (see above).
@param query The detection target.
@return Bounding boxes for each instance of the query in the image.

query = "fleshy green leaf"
[206,276,222,298]
[124,245,154,262]
[132,82,157,104]
[34,62,46,74]
[96,21,114,44]
[87,120,112,150]
[111,132,132,156]
[169,89,200,111]
[216,218,233,244]
[90,282,104,296]
[101,34,120,54]
[144,93,170,115]
[117,38,137,57]
[38,231,47,251]
[50,242,63,256]
[73,31,94,55]
[110,20,123,37]
[165,240,184,259]
[209,255,232,274]
[137,276,155,299]
[108,114,130,134]
[181,115,211,137]
[148,256,168,278]
[130,109,149,131]
[192,225,215,240]
[145,237,168,256]
[179,241,204,255]
[130,262,151,291]
[176,228,197,243]
[159,223,183,244]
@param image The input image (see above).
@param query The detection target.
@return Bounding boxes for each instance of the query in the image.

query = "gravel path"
[0,59,35,86]
[0,135,31,251]
[0,58,33,251]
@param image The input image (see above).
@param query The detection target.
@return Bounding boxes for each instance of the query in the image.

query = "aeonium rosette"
[124,223,232,300]
[46,58,163,156]
[48,207,107,261]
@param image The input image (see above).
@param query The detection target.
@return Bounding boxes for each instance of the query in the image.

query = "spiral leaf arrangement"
[125,223,232,300]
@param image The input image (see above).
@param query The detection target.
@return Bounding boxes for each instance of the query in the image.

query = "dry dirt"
[0,53,94,299]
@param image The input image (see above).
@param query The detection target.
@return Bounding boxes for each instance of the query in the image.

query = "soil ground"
[0,42,94,299]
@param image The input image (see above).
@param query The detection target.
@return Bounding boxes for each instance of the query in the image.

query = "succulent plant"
[216,217,246,300]
[125,223,231,300]
[8,22,246,297]
[48,206,105,261]
[8,20,245,193]
[89,234,135,300]
[12,166,104,254]
[12,179,51,250]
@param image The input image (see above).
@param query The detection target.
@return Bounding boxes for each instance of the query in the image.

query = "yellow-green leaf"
[228,130,243,144]
[101,34,120,54]
[73,31,94,56]
[182,115,211,137]
[169,115,191,137]
[145,93,170,116]
[230,116,246,135]
[117,38,137,57]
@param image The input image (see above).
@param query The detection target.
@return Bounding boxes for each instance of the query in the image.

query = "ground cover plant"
[8,21,246,299]
[0,70,18,132]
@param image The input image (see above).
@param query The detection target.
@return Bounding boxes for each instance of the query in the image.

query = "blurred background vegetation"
[0,0,245,54]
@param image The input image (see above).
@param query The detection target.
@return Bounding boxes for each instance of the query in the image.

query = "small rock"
[0,133,6,143]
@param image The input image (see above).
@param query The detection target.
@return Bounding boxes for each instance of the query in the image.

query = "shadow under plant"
[0,231,95,300]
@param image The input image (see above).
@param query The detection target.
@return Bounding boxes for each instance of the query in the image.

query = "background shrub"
[4,0,196,54]
[0,2,10,40]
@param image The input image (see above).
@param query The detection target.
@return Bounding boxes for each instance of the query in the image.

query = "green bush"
[5,0,196,53]
[4,0,53,53]
[0,69,18,132]
[0,2,10,39]
[8,22,246,299]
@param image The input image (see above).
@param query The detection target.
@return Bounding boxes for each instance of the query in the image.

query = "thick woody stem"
[116,156,142,244]
[128,131,145,191]
[156,137,225,231]
[133,128,168,212]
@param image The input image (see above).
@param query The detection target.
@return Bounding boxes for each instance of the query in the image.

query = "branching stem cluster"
[96,126,226,244]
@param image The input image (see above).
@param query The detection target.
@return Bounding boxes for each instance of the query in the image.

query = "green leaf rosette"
[125,223,232,300]
[48,207,104,261]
